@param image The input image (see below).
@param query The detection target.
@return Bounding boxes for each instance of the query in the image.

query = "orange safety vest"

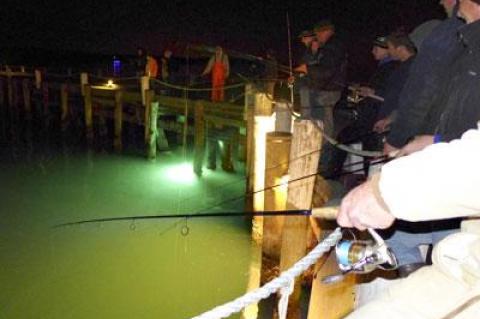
[211,55,226,102]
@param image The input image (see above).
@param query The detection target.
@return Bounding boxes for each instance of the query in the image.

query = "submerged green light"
[165,162,197,184]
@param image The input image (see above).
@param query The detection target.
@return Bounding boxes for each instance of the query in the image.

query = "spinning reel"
[323,228,398,284]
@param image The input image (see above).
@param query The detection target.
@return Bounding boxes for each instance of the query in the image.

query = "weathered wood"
[60,83,68,130]
[84,85,93,142]
[144,89,154,143]
[193,101,206,176]
[148,102,159,159]
[275,102,293,133]
[22,79,32,119]
[141,76,149,106]
[80,73,88,96]
[34,69,42,89]
[245,85,257,212]
[114,90,123,152]
[263,132,292,260]
[307,252,355,319]
[6,71,13,107]
[279,120,322,319]
[251,92,275,242]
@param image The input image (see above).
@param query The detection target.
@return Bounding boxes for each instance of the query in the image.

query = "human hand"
[396,135,434,157]
[358,86,375,97]
[337,179,395,231]
[373,118,392,133]
[383,142,399,157]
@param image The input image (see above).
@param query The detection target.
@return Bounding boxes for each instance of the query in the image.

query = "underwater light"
[165,162,197,184]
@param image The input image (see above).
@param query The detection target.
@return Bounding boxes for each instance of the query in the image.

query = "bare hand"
[373,117,392,133]
[358,86,375,97]
[337,180,396,231]
[396,135,434,157]
[383,142,399,157]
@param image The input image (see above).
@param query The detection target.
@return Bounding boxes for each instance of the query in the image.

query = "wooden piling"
[84,85,93,142]
[60,83,69,130]
[6,70,13,107]
[148,101,159,159]
[42,82,49,115]
[193,101,206,176]
[34,69,42,90]
[80,73,88,96]
[279,119,322,319]
[262,132,292,260]
[114,89,123,152]
[144,89,154,144]
[251,92,274,242]
[22,79,31,118]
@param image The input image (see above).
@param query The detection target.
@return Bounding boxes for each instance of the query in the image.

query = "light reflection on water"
[0,118,260,319]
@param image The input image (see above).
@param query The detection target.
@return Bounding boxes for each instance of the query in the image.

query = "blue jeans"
[385,219,461,266]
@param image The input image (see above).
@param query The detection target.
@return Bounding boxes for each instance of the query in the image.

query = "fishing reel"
[323,228,398,284]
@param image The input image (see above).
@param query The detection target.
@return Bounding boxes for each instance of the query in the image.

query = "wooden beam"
[279,119,322,319]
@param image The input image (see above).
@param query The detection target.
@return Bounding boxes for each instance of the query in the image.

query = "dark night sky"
[0,0,446,66]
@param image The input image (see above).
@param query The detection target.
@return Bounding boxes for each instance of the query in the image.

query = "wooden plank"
[279,119,322,319]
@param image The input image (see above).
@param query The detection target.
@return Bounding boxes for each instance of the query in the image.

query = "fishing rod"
[53,207,339,228]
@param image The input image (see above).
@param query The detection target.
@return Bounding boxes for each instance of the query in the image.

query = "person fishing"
[202,46,230,102]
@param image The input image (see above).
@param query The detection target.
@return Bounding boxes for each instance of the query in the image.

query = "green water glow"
[0,151,258,319]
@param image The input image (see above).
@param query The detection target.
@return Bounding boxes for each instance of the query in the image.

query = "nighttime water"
[0,105,261,319]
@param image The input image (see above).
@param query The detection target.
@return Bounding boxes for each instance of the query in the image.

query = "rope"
[190,228,342,319]
[151,78,246,92]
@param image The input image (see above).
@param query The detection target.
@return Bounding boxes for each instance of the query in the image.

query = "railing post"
[144,89,153,144]
[279,119,322,319]
[114,89,123,152]
[193,101,206,176]
[34,69,42,90]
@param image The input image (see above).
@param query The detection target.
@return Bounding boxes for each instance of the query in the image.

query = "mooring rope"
[190,228,342,319]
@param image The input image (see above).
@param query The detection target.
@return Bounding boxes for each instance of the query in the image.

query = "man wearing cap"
[306,19,347,136]
[294,30,317,118]
[322,36,399,178]
[384,0,462,154]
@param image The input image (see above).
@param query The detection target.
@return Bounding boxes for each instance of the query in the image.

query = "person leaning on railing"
[337,124,480,319]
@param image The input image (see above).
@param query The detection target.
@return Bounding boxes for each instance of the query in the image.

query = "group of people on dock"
[299,0,480,317]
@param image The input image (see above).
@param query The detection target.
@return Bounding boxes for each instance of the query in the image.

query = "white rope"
[190,228,342,319]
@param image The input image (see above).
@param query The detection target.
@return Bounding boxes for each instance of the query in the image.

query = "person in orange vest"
[202,46,230,101]
[145,53,158,78]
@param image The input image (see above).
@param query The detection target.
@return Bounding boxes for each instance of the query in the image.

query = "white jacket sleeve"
[379,125,480,222]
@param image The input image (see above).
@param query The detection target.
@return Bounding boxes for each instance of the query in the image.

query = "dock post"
[251,92,274,242]
[193,101,205,176]
[22,78,32,119]
[80,73,88,96]
[60,83,69,130]
[144,89,153,144]
[147,100,159,160]
[6,67,13,107]
[262,132,292,261]
[84,85,93,143]
[34,69,42,90]
[279,119,322,319]
[114,89,123,152]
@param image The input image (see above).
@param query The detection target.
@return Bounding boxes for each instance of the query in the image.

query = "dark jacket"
[435,20,480,142]
[377,56,415,120]
[386,14,464,147]
[369,58,400,97]
[306,35,347,91]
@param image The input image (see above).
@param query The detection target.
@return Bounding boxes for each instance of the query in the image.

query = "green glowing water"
[0,149,258,319]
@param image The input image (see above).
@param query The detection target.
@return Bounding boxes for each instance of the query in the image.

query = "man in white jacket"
[337,126,480,318]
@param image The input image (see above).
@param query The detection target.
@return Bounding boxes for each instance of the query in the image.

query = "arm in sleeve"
[202,56,214,75]
[378,126,480,221]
